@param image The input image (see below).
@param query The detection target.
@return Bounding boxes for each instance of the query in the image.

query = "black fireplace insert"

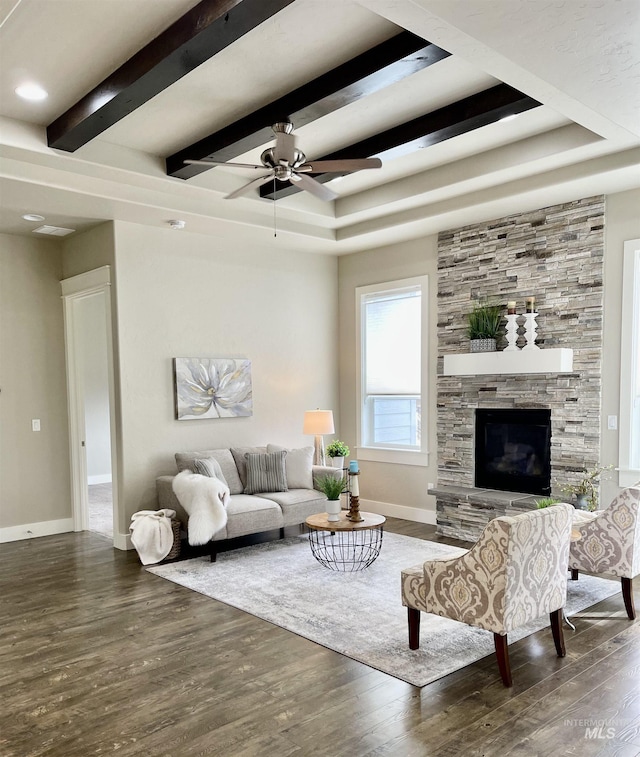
[475,408,551,495]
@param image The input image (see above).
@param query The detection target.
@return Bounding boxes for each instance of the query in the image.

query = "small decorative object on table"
[347,469,363,522]
[559,464,615,510]
[326,439,350,469]
[315,473,346,522]
[466,300,503,353]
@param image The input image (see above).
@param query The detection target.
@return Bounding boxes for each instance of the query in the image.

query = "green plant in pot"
[559,464,614,511]
[535,497,562,509]
[316,473,345,522]
[326,439,350,468]
[466,301,503,353]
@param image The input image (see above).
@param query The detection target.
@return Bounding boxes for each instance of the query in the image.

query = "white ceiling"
[0,0,638,253]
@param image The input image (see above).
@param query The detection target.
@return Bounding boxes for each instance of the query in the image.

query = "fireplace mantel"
[442,348,573,376]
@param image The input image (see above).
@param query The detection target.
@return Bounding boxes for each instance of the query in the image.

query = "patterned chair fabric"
[569,485,640,620]
[569,486,640,579]
[401,504,574,686]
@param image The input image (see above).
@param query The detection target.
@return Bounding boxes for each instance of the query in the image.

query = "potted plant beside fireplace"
[466,301,503,352]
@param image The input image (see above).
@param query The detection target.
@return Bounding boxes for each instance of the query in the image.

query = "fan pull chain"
[273,176,277,237]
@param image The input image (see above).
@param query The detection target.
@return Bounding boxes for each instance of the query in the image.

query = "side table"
[305,511,386,571]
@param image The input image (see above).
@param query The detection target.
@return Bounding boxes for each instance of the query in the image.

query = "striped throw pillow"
[244,451,288,494]
[193,457,228,487]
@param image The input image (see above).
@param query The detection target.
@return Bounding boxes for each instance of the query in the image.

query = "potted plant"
[535,497,562,509]
[466,301,503,353]
[559,464,614,511]
[315,473,345,522]
[326,439,350,469]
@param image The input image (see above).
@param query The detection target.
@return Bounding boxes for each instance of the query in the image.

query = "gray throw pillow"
[244,451,288,495]
[230,446,268,486]
[193,457,228,487]
[267,444,314,489]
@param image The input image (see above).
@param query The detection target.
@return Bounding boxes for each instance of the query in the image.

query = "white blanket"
[130,508,176,565]
[172,470,230,546]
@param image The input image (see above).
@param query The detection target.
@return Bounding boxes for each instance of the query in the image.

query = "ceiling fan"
[184,121,382,201]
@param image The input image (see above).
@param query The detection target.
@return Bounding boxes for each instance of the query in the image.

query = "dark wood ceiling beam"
[260,84,541,200]
[167,32,450,179]
[47,0,295,152]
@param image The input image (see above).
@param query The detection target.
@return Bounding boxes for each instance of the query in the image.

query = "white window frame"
[619,239,640,487]
[355,276,429,467]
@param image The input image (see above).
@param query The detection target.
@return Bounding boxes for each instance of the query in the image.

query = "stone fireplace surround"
[435,196,605,542]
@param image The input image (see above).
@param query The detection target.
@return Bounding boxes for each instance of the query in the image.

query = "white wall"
[0,233,72,539]
[338,236,439,522]
[110,221,339,535]
[601,188,640,504]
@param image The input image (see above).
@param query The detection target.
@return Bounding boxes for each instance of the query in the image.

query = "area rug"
[147,532,621,687]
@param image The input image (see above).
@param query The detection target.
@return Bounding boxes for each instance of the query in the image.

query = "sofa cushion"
[223,494,283,539]
[230,446,267,487]
[267,444,314,489]
[244,451,288,494]
[261,489,328,527]
[192,457,228,487]
[175,449,243,494]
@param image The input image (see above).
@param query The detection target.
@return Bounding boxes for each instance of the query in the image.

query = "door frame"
[61,266,121,546]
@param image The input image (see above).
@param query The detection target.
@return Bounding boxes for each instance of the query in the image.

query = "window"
[356,276,428,465]
[619,239,640,486]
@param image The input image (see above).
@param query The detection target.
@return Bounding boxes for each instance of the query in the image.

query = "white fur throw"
[172,470,230,546]
[130,508,176,565]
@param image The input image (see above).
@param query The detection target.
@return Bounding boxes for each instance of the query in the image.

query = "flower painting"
[174,358,252,420]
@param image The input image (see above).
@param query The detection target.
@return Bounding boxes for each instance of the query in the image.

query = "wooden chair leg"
[493,633,512,687]
[571,569,579,581]
[210,544,217,563]
[280,527,285,539]
[408,607,420,650]
[550,609,566,657]
[622,577,636,620]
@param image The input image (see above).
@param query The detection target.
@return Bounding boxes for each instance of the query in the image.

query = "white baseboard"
[0,518,74,543]
[88,474,112,485]
[359,498,437,526]
[113,531,133,551]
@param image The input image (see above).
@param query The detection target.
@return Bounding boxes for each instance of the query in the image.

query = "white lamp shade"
[303,410,335,435]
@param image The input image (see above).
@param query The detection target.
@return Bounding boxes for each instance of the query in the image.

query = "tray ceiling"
[0,0,638,252]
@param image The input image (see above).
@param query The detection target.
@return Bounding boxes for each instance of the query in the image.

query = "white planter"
[325,498,341,522]
[330,456,344,469]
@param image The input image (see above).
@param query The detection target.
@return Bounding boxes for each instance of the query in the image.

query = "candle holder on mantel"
[504,313,520,351]
[522,311,540,351]
[347,471,363,522]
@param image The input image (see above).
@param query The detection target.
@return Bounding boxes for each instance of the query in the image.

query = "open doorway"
[61,266,119,545]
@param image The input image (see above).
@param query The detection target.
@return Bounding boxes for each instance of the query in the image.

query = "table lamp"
[303,410,335,466]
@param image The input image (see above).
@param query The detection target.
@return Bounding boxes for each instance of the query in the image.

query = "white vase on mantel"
[331,456,344,469]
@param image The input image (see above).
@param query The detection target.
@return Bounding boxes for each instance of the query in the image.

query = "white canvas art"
[174,358,252,420]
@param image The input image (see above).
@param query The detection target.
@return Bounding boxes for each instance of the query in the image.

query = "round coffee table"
[305,511,386,571]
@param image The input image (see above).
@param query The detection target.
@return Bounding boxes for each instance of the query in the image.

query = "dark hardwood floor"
[1,518,639,757]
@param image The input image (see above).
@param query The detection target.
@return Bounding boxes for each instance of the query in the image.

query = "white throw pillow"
[267,444,314,489]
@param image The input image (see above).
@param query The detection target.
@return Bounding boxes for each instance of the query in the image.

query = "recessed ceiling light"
[168,219,186,230]
[22,213,45,222]
[15,83,48,102]
[499,114,518,123]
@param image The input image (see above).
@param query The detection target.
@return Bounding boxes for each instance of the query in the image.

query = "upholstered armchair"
[569,485,640,619]
[402,504,574,687]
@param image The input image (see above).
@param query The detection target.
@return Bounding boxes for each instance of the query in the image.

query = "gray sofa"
[156,444,339,553]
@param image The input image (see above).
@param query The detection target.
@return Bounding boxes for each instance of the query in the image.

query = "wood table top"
[305,511,386,532]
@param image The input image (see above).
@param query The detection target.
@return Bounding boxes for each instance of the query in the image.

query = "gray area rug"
[148,532,620,687]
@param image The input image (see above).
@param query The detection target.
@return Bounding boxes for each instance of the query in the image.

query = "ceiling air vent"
[33,225,76,236]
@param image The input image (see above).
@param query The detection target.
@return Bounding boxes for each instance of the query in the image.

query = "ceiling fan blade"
[224,173,274,200]
[292,173,338,202]
[184,159,264,170]
[298,158,382,173]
